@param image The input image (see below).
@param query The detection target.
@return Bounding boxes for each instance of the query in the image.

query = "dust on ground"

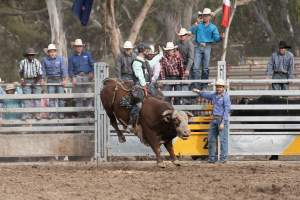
[0,161,300,200]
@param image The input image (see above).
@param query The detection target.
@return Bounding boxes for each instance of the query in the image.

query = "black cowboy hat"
[23,48,38,57]
[278,41,291,49]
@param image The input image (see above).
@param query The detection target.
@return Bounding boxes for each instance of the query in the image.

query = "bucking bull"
[100,78,193,167]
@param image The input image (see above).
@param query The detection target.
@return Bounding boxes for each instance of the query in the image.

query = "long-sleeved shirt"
[176,40,194,70]
[116,51,136,79]
[267,51,294,78]
[160,53,184,80]
[41,56,68,79]
[68,51,94,77]
[199,91,231,121]
[189,22,221,44]
[132,51,163,86]
[19,58,43,79]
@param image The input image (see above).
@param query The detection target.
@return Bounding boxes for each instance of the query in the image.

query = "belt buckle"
[200,43,206,47]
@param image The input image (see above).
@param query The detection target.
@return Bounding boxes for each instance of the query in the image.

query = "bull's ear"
[186,111,194,118]
[162,110,173,123]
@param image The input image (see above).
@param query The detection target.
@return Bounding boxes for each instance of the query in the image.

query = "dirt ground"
[0,161,300,200]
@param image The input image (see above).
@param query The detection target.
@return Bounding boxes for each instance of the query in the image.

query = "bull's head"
[162,110,193,140]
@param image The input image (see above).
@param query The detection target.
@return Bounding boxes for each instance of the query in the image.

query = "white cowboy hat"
[5,84,16,91]
[148,45,157,54]
[72,39,84,46]
[123,41,134,49]
[163,42,178,51]
[215,79,226,86]
[177,28,192,36]
[47,44,57,51]
[202,8,212,15]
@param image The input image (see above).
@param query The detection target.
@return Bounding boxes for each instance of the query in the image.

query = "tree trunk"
[181,0,194,28]
[127,0,154,44]
[104,0,122,58]
[45,0,68,62]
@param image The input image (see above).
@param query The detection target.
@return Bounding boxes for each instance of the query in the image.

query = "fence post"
[94,62,109,162]
[217,61,227,80]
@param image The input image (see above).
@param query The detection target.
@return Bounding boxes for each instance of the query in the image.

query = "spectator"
[195,11,203,25]
[189,8,223,89]
[147,44,162,96]
[19,48,43,120]
[2,84,22,120]
[192,79,231,163]
[116,41,136,80]
[160,42,184,104]
[41,44,68,119]
[68,39,94,117]
[267,41,294,90]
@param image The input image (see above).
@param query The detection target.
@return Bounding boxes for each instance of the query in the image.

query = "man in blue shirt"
[192,79,231,163]
[68,39,94,117]
[189,8,223,89]
[42,44,68,119]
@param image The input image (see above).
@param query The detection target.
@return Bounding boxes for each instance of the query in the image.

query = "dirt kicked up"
[0,161,300,200]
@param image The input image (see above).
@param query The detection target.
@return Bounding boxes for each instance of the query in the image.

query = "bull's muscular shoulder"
[144,97,173,110]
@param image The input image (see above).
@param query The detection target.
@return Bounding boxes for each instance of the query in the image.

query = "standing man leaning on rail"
[192,79,231,163]
[19,48,44,121]
[68,39,94,118]
[41,44,68,119]
[267,41,294,90]
[189,8,223,89]
[116,41,136,80]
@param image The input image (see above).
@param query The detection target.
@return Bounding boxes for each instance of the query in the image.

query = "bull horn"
[186,111,194,117]
[162,110,173,117]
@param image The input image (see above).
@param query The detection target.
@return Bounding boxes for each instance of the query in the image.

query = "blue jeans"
[22,79,41,108]
[272,73,289,90]
[47,77,65,107]
[192,45,211,89]
[208,118,229,162]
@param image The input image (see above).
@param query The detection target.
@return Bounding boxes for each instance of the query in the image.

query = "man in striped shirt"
[19,48,44,120]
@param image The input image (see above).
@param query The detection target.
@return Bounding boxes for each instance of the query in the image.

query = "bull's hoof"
[172,160,181,166]
[157,162,166,168]
[118,136,126,143]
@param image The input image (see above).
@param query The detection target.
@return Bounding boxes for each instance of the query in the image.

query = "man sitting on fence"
[267,41,294,90]
[192,79,231,164]
[68,39,94,118]
[19,48,43,120]
[116,41,136,80]
[41,44,68,119]
[160,42,184,105]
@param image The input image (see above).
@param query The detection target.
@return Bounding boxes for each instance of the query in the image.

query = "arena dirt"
[0,161,300,200]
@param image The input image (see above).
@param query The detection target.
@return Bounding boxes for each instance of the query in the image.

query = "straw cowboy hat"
[123,41,134,49]
[177,28,192,36]
[215,79,226,87]
[163,42,178,51]
[43,44,57,54]
[23,48,38,57]
[71,39,84,46]
[5,84,16,91]
[202,8,212,15]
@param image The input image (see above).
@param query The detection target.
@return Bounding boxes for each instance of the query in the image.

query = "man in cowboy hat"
[116,41,136,80]
[267,41,294,90]
[160,41,185,104]
[68,39,94,117]
[19,47,43,120]
[2,83,22,120]
[41,44,68,119]
[192,79,231,163]
[189,8,223,89]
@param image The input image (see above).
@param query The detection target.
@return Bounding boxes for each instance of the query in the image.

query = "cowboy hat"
[5,84,16,91]
[279,41,291,49]
[177,28,192,36]
[163,42,178,51]
[23,48,38,57]
[43,44,57,54]
[202,8,212,15]
[71,39,84,46]
[123,41,134,49]
[215,79,226,87]
[198,11,202,15]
